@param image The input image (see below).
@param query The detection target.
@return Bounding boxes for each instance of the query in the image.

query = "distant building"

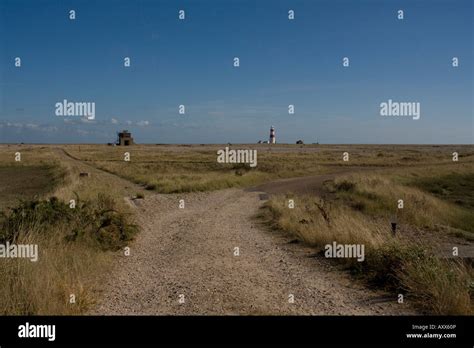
[269,126,276,144]
[117,130,134,146]
[296,140,304,144]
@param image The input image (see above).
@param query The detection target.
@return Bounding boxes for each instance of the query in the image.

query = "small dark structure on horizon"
[117,130,134,146]
[296,140,304,144]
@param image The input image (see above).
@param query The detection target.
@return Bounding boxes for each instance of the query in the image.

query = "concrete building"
[117,130,134,146]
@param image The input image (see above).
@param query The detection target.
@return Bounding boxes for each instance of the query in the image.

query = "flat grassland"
[64,143,473,191]
[0,144,473,314]
[0,165,63,211]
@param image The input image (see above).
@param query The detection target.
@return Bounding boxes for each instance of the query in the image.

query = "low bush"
[0,194,137,251]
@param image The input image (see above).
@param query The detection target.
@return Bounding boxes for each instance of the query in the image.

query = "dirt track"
[53,148,413,315]
[91,188,413,315]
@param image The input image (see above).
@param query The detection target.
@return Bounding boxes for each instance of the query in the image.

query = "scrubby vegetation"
[260,167,474,314]
[0,146,140,315]
[0,195,137,250]
[0,195,137,314]
[326,170,474,237]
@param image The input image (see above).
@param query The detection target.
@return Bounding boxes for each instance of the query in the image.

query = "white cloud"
[76,129,91,135]
[136,120,150,127]
[80,117,95,124]
[0,121,58,132]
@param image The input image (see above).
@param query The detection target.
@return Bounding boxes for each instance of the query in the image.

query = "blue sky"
[0,0,472,144]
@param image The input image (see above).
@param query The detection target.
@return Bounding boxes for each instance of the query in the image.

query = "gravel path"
[92,188,413,315]
[53,147,413,315]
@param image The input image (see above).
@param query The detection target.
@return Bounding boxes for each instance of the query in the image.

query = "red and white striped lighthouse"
[269,126,276,144]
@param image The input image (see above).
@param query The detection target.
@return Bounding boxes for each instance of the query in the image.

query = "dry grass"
[329,163,474,236]
[399,257,473,315]
[0,145,138,315]
[0,195,137,315]
[0,230,109,314]
[260,162,474,314]
[0,165,65,211]
[63,144,474,193]
[263,195,389,249]
[64,144,329,193]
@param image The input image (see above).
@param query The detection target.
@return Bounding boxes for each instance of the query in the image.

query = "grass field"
[0,143,473,314]
[64,144,474,193]
[0,165,64,211]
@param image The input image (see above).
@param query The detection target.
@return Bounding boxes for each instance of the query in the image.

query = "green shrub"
[335,180,356,192]
[0,194,137,251]
[359,243,427,289]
